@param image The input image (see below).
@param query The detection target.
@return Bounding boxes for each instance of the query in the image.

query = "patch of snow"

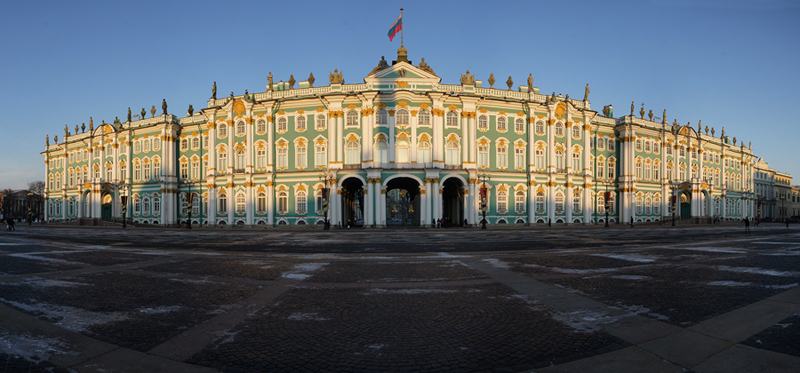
[0,331,79,364]
[281,262,327,279]
[776,323,793,329]
[0,298,127,332]
[169,278,217,285]
[7,252,85,265]
[365,288,457,295]
[591,253,658,263]
[287,312,328,321]
[706,281,753,287]
[661,246,744,254]
[6,278,92,288]
[618,304,671,322]
[714,266,799,277]
[608,275,651,280]
[139,305,181,314]
[764,283,799,290]
[435,252,470,258]
[551,308,632,333]
[366,344,384,350]
[483,258,511,269]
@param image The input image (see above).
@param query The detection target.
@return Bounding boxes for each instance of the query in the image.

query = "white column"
[378,185,386,226]
[246,181,253,225]
[365,180,374,226]
[547,182,555,224]
[566,182,573,224]
[469,114,477,164]
[388,113,396,164]
[266,181,274,226]
[528,182,536,224]
[328,113,336,164]
[583,181,592,224]
[337,114,344,164]
[461,114,468,165]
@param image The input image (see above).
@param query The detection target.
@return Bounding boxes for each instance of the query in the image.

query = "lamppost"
[27,192,33,225]
[604,185,610,228]
[120,195,128,228]
[478,172,491,229]
[670,183,677,226]
[319,169,334,230]
[186,192,193,229]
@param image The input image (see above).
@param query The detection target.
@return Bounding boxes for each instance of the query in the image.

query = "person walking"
[744,217,750,233]
[630,216,634,228]
[7,218,15,232]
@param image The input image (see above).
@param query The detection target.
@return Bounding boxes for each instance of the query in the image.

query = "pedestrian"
[744,217,750,233]
[754,216,759,227]
[8,218,15,232]
[630,216,634,228]
[548,218,551,227]
[432,218,436,228]
[464,218,468,228]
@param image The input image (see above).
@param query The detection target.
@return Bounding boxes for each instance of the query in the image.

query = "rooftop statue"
[267,72,274,92]
[243,90,252,102]
[188,104,194,117]
[721,127,725,138]
[162,99,168,115]
[418,58,435,74]
[150,106,156,118]
[631,101,635,116]
[506,75,514,90]
[74,125,79,135]
[288,75,296,89]
[81,123,85,132]
[565,94,569,102]
[672,119,679,133]
[46,135,49,146]
[698,120,702,134]
[329,69,344,84]
[733,137,737,145]
[705,125,709,135]
[127,107,132,122]
[711,127,715,136]
[308,72,315,87]
[460,70,475,85]
[552,92,557,103]
[369,56,390,75]
[212,81,217,99]
[648,110,653,121]
[54,135,58,143]
[141,108,146,120]
[639,104,645,119]
[89,116,93,129]
[488,73,495,89]
[583,83,589,101]
[749,141,752,150]
[528,74,534,93]
[662,109,667,124]
[64,124,69,137]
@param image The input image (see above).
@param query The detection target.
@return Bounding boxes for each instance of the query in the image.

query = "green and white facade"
[41,49,762,227]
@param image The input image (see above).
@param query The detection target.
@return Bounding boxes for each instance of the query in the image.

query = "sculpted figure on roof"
[418,58,435,75]
[460,70,474,85]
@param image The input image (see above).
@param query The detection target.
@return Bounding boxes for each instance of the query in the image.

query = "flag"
[387,14,402,42]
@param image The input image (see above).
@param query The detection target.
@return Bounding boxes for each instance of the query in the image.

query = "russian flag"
[387,14,402,42]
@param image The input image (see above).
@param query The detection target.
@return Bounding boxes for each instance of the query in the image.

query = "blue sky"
[1,0,798,190]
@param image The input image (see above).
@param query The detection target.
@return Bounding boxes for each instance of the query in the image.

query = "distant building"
[0,190,44,222]
[41,48,780,227]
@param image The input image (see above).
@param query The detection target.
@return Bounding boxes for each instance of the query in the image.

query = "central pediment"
[364,58,441,86]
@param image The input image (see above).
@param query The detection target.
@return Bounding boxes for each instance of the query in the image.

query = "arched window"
[478,143,489,168]
[277,118,287,132]
[597,138,606,150]
[418,110,431,125]
[597,194,606,214]
[497,117,506,132]
[478,115,488,131]
[257,119,266,133]
[345,141,359,165]
[134,162,141,181]
[218,123,228,138]
[608,159,616,179]
[180,138,188,151]
[236,121,245,136]
[277,191,288,213]
[667,164,673,180]
[69,169,75,187]
[555,122,564,136]
[133,197,141,215]
[635,139,643,151]
[154,196,160,215]
[680,146,686,157]
[515,191,525,212]
[653,142,659,154]
[218,193,227,214]
[654,161,660,180]
[296,145,307,168]
[119,164,126,181]
[180,161,188,179]
[346,111,359,127]
[573,192,581,212]
[536,192,545,212]
[218,151,228,171]
[377,110,388,125]
[636,196,643,215]
[572,125,581,139]
[654,197,661,215]
[142,162,150,180]
[445,141,460,165]
[535,121,544,134]
[497,144,507,168]
[716,169,721,186]
[645,197,652,214]
[496,190,508,212]
[396,139,409,163]
[666,145,673,155]
[296,116,306,131]
[234,150,245,171]
[315,115,325,131]
[143,197,151,216]
[68,199,74,216]
[555,149,564,170]
[134,141,141,153]
[417,140,431,164]
[597,158,605,179]
[635,159,643,179]
[192,137,200,150]
[446,111,458,127]
[375,139,388,164]
[515,118,525,133]
[257,192,266,212]
[315,144,326,167]
[644,141,651,153]
[644,160,652,180]
[296,191,307,214]
[396,110,409,126]
[235,192,246,215]
[555,192,564,213]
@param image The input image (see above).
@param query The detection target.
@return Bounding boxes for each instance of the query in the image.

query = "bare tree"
[28,181,45,195]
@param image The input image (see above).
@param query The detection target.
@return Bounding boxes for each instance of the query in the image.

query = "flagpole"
[400,7,404,47]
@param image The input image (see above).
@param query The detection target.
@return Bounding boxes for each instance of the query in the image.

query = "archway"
[680,191,691,218]
[101,193,112,221]
[385,177,421,227]
[442,177,465,227]
[341,178,364,227]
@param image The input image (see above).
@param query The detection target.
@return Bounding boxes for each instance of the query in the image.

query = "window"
[202,136,207,149]
[277,118,287,132]
[691,167,698,179]
[535,148,545,170]
[515,191,525,212]
[345,141,359,165]
[635,139,642,151]
[182,195,189,216]
[277,146,287,169]
[375,140,388,164]
[296,145,307,168]
[235,193,246,215]
[257,119,266,133]
[636,196,643,215]
[478,116,488,131]
[555,122,564,136]
[497,117,507,132]
[257,148,267,169]
[120,164,127,180]
[597,138,605,151]
[69,153,74,163]
[555,192,564,213]
[396,140,409,163]
[445,141,459,165]
[667,164,673,180]
[315,115,325,131]
[666,145,672,155]
[644,161,652,180]
[573,193,581,212]
[218,151,228,171]
[133,198,140,215]
[608,159,615,179]
[142,162,150,180]
[644,141,651,153]
[572,125,580,139]
[497,145,507,168]
[396,110,409,126]
[635,160,642,179]
[654,161,660,180]
[257,192,266,212]
[153,160,160,181]
[277,191,288,213]
[654,197,661,215]
[153,138,160,151]
[417,141,431,164]
[478,144,489,168]
[515,147,524,169]
[555,149,564,170]
[536,192,545,212]
[192,137,199,150]
[134,163,141,181]
[680,146,685,157]
[446,111,458,127]
[83,150,88,161]
[68,199,74,216]
[377,110,388,125]
[296,191,307,214]
[143,197,150,216]
[645,197,652,214]
[597,159,605,178]
[654,142,659,154]
[180,162,188,179]
[192,194,199,216]
[134,141,141,153]
[419,110,431,125]
[218,123,228,138]
[572,152,581,172]
[296,116,306,132]
[515,118,524,133]
[346,111,359,127]
[607,139,615,152]
[597,195,605,214]
[142,139,150,153]
[191,159,199,179]
[497,190,508,212]
[218,193,227,214]
[535,121,544,134]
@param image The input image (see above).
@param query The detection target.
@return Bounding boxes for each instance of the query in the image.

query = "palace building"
[42,47,771,227]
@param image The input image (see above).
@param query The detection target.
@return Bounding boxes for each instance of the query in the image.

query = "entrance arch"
[341,177,364,227]
[385,177,421,227]
[101,193,113,221]
[680,191,691,218]
[442,177,465,227]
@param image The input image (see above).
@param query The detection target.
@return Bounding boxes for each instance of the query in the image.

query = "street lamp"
[319,169,334,230]
[603,186,610,228]
[478,172,491,229]
[27,192,33,225]
[186,192,193,229]
[120,195,128,228]
[670,183,677,226]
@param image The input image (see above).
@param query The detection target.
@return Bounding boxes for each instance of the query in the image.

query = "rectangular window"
[497,147,507,168]
[515,148,524,169]
[180,162,188,179]
[296,146,307,168]
[315,146,326,168]
[278,147,288,168]
[478,145,488,168]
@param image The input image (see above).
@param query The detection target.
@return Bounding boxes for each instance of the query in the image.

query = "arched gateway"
[385,177,420,227]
